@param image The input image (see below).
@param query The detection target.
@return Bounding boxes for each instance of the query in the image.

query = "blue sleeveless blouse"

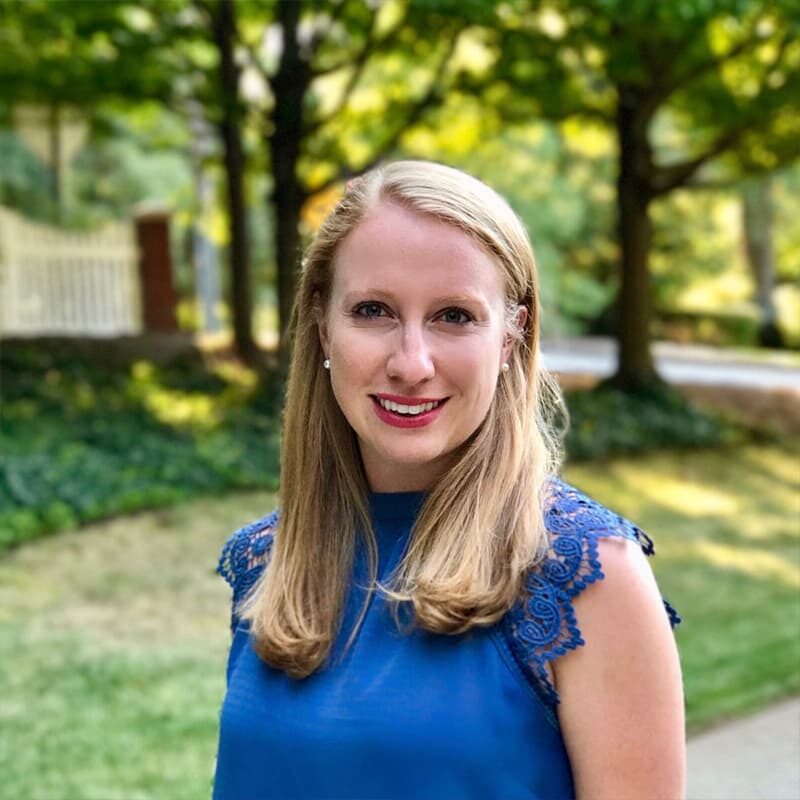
[213,478,679,799]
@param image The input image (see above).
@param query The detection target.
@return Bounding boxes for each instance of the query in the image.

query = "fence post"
[135,207,178,333]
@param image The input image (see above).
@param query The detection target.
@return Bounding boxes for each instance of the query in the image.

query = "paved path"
[541,337,800,391]
[686,697,800,800]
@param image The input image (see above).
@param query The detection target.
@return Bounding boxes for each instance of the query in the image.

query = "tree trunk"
[49,103,62,221]
[269,0,311,375]
[211,0,259,366]
[742,176,783,349]
[608,88,664,392]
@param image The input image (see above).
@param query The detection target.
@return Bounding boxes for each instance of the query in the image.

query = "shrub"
[563,383,743,461]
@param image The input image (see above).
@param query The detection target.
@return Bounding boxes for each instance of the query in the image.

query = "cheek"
[441,337,503,384]
[328,329,386,415]
[330,328,386,372]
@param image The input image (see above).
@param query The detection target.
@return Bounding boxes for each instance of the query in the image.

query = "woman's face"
[319,201,520,493]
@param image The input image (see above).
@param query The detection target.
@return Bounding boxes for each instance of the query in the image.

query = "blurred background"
[0,1,798,797]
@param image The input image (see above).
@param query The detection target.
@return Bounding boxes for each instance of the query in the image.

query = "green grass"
[1,442,798,798]
[0,492,275,800]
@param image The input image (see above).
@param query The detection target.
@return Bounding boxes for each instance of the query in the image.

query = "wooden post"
[135,208,178,333]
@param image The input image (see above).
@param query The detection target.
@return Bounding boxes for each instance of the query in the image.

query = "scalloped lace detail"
[216,510,278,631]
[501,477,680,713]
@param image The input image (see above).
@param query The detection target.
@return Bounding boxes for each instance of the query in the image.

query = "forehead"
[331,202,505,301]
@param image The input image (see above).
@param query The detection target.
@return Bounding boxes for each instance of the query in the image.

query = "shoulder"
[217,510,279,630]
[501,476,680,711]
[549,487,686,797]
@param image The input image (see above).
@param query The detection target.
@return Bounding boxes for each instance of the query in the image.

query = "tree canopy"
[469,0,800,385]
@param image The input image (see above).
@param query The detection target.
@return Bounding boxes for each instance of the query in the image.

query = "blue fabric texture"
[212,478,679,800]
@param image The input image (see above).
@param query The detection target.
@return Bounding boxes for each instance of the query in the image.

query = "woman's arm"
[554,537,686,800]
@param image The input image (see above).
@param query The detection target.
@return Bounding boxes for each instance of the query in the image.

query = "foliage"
[563,383,745,461]
[69,108,193,224]
[0,128,54,215]
[0,0,198,226]
[204,0,501,360]
[0,0,188,107]
[3,0,798,362]
[484,0,800,168]
[0,346,280,553]
[653,309,762,349]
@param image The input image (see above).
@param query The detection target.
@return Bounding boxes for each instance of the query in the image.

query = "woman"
[214,161,685,799]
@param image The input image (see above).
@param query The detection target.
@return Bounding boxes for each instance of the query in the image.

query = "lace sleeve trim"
[216,510,279,632]
[502,477,681,714]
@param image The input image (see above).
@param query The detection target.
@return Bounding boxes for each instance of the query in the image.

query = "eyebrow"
[341,290,490,309]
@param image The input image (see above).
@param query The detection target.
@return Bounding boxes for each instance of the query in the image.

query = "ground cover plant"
[562,381,740,461]
[0,345,281,552]
[1,440,797,798]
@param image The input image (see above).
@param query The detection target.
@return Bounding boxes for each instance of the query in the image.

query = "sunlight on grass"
[126,360,260,431]
[687,540,800,588]
[211,358,259,389]
[145,390,220,428]
[565,438,800,730]
[632,475,741,517]
[0,490,277,800]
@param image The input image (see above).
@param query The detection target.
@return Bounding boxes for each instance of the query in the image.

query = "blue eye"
[354,302,386,319]
[439,308,472,325]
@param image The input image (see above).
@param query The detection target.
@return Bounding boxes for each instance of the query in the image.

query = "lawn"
[565,441,800,730]
[1,440,798,799]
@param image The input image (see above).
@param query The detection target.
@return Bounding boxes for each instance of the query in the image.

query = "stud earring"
[323,358,331,370]
[501,362,510,372]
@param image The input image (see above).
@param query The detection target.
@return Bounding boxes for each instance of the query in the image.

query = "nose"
[386,324,435,385]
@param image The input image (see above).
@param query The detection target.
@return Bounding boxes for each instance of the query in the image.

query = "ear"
[502,305,528,363]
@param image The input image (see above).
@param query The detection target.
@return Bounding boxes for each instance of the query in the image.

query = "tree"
[476,0,800,389]
[204,0,260,365]
[742,176,783,347]
[234,0,486,370]
[0,0,264,362]
[0,0,184,219]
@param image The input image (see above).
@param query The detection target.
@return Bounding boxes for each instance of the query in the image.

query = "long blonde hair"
[241,161,567,678]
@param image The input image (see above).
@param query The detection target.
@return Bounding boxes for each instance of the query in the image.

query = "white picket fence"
[0,206,142,337]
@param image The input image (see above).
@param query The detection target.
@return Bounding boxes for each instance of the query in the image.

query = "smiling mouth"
[372,396,447,417]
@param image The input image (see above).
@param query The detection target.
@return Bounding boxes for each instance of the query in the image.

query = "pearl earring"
[323,358,331,370]
[501,362,510,372]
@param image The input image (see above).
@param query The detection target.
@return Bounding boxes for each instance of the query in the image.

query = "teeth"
[378,398,440,415]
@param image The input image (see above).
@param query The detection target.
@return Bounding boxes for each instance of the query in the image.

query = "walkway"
[541,337,800,391]
[687,697,800,800]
